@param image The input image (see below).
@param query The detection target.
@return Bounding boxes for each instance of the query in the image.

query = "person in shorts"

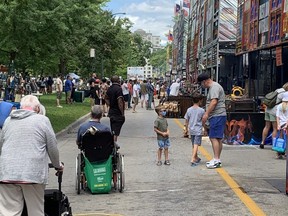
[197,73,227,169]
[154,105,171,166]
[184,93,205,166]
[105,75,125,143]
[260,82,288,149]
[56,74,63,108]
[132,79,139,113]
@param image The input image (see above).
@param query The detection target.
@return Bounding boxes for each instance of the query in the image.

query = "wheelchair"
[75,127,125,194]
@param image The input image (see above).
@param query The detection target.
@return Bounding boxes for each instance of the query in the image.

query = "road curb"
[56,113,90,138]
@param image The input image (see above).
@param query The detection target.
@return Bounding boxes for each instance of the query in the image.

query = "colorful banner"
[183,0,191,8]
[219,0,237,41]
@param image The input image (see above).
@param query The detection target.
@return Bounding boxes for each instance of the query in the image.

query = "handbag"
[272,130,287,153]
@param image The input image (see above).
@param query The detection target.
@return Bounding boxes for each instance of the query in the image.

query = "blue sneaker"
[191,162,198,167]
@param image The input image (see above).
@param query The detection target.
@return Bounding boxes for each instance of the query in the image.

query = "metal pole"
[101,58,104,79]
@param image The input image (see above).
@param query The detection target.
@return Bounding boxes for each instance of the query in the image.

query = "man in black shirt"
[105,75,125,142]
[88,73,97,106]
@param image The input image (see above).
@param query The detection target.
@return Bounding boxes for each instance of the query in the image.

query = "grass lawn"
[40,93,91,133]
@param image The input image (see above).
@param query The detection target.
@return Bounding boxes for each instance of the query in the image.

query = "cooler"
[84,155,112,194]
[73,91,84,102]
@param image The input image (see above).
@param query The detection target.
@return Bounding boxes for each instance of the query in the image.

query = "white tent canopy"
[67,73,80,79]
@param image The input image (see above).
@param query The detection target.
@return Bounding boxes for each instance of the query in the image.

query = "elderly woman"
[0,95,63,215]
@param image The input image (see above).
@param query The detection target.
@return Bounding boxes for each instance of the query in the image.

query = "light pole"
[112,12,126,17]
[90,48,95,74]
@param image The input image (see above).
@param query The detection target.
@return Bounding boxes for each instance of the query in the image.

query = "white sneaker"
[206,160,222,169]
[206,158,215,165]
[57,105,63,108]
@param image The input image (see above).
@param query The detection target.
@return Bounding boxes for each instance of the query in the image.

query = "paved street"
[48,105,288,216]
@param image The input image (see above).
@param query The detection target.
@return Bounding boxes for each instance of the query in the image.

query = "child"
[184,93,205,166]
[154,105,171,166]
[275,94,288,159]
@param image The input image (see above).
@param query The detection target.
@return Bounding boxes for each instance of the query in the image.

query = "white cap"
[282,92,288,102]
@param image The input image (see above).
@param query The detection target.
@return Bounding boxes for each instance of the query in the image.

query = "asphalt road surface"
[48,105,288,216]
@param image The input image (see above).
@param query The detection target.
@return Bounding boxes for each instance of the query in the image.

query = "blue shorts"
[157,138,170,149]
[191,135,202,146]
[209,116,227,139]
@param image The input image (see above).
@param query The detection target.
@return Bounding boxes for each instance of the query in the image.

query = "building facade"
[172,0,288,96]
[235,0,288,95]
[185,0,238,93]
[134,29,162,52]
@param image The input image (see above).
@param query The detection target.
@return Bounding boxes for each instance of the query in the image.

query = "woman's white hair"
[39,104,46,115]
[20,95,40,111]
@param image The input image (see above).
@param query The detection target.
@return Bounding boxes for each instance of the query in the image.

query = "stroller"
[76,127,125,194]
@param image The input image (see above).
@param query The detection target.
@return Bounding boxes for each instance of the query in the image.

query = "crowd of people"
[0,70,287,214]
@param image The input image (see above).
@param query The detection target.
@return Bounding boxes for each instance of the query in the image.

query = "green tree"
[0,0,151,82]
[150,44,172,77]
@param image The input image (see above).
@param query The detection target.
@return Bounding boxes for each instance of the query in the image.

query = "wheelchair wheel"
[75,153,81,194]
[117,154,125,192]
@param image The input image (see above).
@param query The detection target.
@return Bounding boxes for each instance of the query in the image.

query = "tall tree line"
[0,0,152,79]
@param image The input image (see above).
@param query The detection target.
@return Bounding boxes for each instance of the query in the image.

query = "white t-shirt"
[133,84,139,98]
[122,83,129,95]
[169,82,180,96]
[276,103,288,127]
[56,78,63,92]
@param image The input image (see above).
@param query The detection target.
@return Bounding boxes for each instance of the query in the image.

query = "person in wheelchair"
[76,105,111,147]
[75,105,125,194]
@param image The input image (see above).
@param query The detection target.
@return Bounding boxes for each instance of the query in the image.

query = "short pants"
[110,115,125,136]
[209,116,227,139]
[190,135,202,145]
[157,138,170,149]
[264,112,276,122]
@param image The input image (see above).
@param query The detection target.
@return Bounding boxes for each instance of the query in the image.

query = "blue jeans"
[147,92,153,108]
[128,93,132,108]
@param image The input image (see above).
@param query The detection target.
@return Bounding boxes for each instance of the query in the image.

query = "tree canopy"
[0,0,153,79]
[150,43,172,78]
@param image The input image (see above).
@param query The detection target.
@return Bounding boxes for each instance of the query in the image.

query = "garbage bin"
[84,155,112,194]
[73,91,84,102]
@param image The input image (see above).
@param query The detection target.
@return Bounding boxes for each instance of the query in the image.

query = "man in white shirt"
[56,74,63,108]
[169,78,180,96]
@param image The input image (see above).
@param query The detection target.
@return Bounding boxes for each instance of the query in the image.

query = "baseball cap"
[282,92,288,102]
[197,73,210,83]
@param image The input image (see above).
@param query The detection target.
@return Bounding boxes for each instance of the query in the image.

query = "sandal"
[191,162,198,167]
[157,161,162,166]
[164,160,170,165]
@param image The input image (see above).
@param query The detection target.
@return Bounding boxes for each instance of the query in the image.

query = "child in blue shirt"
[184,93,205,166]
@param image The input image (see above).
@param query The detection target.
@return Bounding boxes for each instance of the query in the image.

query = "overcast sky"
[104,0,178,45]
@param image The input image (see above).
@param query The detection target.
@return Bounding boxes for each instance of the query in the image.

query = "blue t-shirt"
[77,121,111,143]
[0,102,13,128]
[184,106,205,135]
[64,79,73,92]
